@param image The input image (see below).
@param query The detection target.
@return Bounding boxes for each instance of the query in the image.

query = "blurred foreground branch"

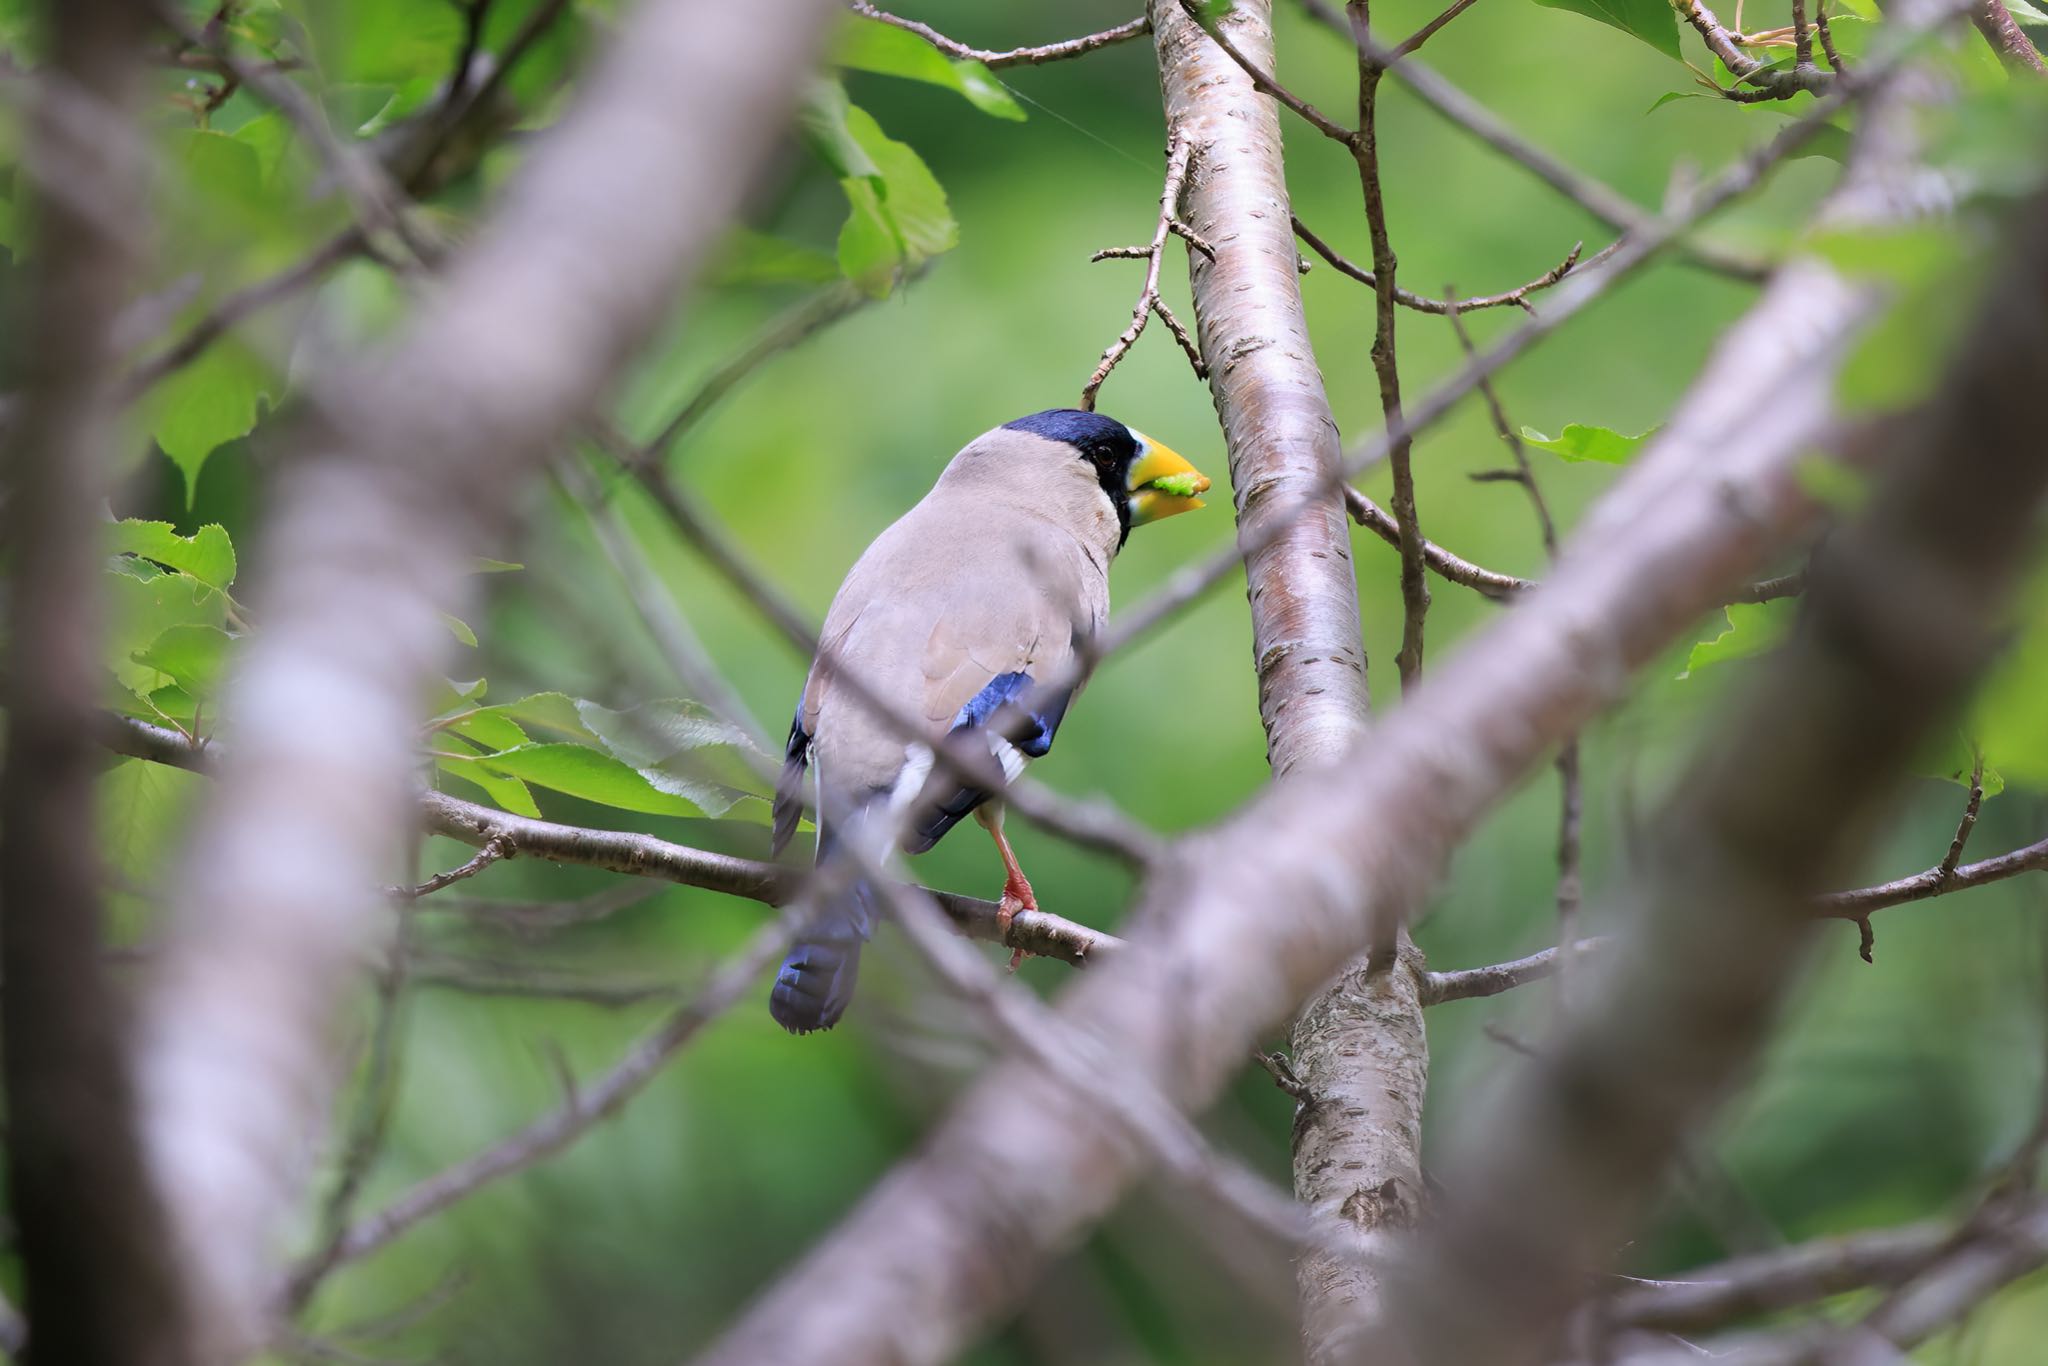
[1374,178,2048,1366]
[127,0,840,1354]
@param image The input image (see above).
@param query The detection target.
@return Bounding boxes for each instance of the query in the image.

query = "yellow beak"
[1125,432,1212,526]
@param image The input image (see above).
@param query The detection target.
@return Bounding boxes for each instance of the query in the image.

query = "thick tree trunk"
[0,5,196,1362]
[1149,5,1426,1360]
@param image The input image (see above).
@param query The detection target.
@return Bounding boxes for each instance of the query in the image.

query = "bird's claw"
[998,886,1035,973]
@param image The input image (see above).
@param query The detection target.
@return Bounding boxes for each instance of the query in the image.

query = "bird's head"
[996,409,1211,545]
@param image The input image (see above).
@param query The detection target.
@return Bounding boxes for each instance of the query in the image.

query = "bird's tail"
[769,825,878,1035]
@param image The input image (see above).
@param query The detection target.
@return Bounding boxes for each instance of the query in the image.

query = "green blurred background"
[26,0,2048,1360]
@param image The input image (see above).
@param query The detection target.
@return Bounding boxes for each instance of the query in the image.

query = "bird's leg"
[974,803,1036,972]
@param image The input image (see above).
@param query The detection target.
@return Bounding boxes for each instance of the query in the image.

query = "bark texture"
[0,4,195,1362]
[695,144,1874,1366]
[131,1,837,1355]
[1150,10,1421,1357]
[1154,0,1370,779]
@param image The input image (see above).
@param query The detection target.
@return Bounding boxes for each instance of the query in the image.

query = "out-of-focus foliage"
[4,0,2048,1362]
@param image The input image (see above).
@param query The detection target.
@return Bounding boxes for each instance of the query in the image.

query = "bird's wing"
[784,496,1108,856]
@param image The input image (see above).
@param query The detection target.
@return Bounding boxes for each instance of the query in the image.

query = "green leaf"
[447,708,529,752]
[1972,571,2048,790]
[574,698,764,818]
[100,758,207,932]
[1519,422,1653,464]
[131,623,233,700]
[144,343,273,504]
[106,568,228,702]
[441,611,478,648]
[835,17,1025,120]
[2004,0,2046,23]
[436,754,542,818]
[110,520,237,591]
[1916,730,2005,798]
[711,229,842,287]
[472,557,525,574]
[1682,601,1796,678]
[473,743,710,818]
[469,691,604,744]
[799,78,881,180]
[834,103,957,298]
[1647,91,1709,113]
[1531,0,1682,60]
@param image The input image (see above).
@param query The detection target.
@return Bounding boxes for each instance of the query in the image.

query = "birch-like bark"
[1153,0,1371,779]
[0,4,195,1362]
[695,135,1878,1366]
[134,1,836,1355]
[1149,5,1427,1358]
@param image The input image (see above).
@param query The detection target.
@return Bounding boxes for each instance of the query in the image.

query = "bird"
[767,409,1211,1034]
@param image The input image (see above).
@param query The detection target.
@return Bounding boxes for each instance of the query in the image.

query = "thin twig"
[1940,751,1986,878]
[1813,0,1851,70]
[630,280,871,467]
[388,834,512,901]
[1673,0,1836,100]
[1390,0,1482,59]
[1970,0,2048,74]
[1082,129,1208,409]
[1419,938,1608,1006]
[1338,0,1430,688]
[102,713,1122,965]
[1293,215,1581,315]
[1814,834,2048,920]
[157,4,436,262]
[316,908,805,1272]
[845,3,1151,68]
[1446,290,1580,999]
[285,907,416,1311]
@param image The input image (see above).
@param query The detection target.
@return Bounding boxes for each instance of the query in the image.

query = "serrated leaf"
[111,520,237,591]
[471,691,602,744]
[145,342,273,504]
[437,754,542,818]
[835,17,1025,120]
[834,104,957,298]
[575,698,765,818]
[106,568,228,700]
[1682,601,1795,678]
[1520,422,1652,464]
[474,743,709,818]
[1531,0,1682,60]
[132,623,233,700]
[1917,730,2005,799]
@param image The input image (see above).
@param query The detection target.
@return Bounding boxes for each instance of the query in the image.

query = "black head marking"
[1002,409,1140,546]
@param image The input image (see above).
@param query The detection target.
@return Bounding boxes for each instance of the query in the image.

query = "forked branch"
[1081,129,1210,409]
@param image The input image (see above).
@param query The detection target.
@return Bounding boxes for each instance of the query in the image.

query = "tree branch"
[129,2,841,1353]
[103,715,1117,965]
[690,17,1908,1366]
[844,3,1151,68]
[1373,136,2048,1366]
[1294,213,1582,315]
[1081,128,1209,409]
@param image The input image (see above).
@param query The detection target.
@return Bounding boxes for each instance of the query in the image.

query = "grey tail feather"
[769,822,876,1035]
